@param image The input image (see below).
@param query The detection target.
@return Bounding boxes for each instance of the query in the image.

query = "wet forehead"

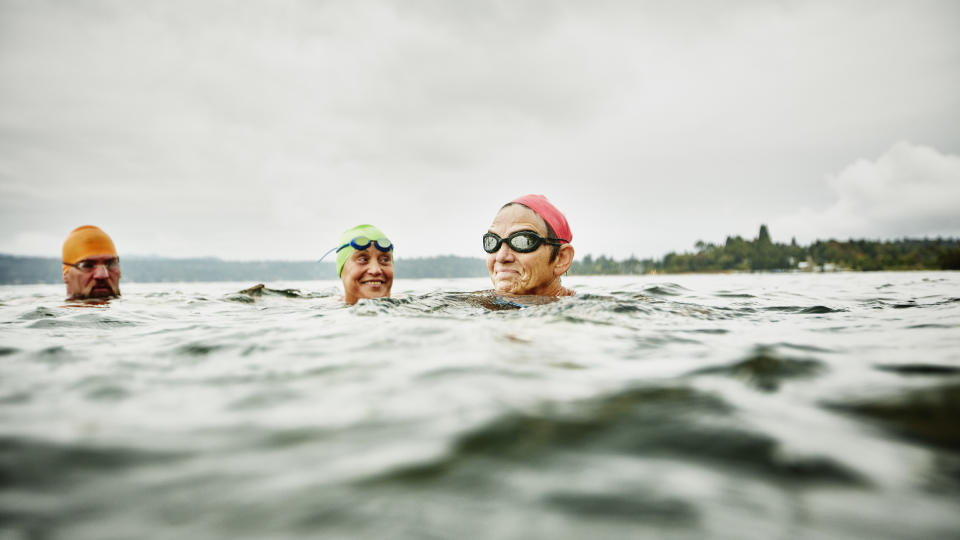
[489,204,548,236]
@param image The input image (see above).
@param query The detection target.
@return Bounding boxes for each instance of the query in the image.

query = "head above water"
[484,194,575,297]
[336,224,394,304]
[61,225,122,300]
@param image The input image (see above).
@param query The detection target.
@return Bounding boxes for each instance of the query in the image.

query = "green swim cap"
[336,224,391,277]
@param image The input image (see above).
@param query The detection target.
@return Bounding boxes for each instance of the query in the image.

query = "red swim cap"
[510,194,572,243]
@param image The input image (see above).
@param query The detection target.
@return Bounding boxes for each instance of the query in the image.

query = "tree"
[757,224,772,245]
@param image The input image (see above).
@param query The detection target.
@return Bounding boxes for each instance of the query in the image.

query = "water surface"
[1,272,959,539]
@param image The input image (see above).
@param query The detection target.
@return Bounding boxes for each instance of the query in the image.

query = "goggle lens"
[482,234,500,252]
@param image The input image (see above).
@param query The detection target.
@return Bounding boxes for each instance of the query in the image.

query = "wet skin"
[341,246,394,304]
[64,255,122,300]
[486,204,574,296]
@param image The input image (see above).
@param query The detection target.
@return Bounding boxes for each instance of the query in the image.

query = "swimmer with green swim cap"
[334,224,394,304]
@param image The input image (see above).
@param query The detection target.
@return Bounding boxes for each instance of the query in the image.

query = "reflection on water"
[1,272,959,539]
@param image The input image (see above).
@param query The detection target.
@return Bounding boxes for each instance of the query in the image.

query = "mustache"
[91,278,115,290]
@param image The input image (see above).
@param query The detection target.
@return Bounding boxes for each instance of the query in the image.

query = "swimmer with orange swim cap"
[483,195,575,297]
[61,225,122,300]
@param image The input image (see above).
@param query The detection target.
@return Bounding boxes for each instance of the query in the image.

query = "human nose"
[495,243,515,262]
[366,259,383,275]
[93,263,110,278]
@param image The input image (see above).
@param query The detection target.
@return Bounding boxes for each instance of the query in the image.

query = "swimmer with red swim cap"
[483,194,575,297]
[61,225,122,300]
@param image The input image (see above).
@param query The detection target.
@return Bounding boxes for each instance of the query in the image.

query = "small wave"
[229,388,302,410]
[27,315,137,329]
[774,342,834,353]
[228,283,310,301]
[0,346,19,356]
[30,346,78,364]
[18,306,58,320]
[610,303,647,313]
[800,305,845,314]
[907,323,956,329]
[875,364,960,376]
[762,305,845,314]
[690,345,826,392]
[714,292,755,298]
[0,391,31,405]
[641,284,688,296]
[544,491,697,523]
[175,342,227,356]
[823,383,960,454]
[366,385,863,488]
[0,435,185,490]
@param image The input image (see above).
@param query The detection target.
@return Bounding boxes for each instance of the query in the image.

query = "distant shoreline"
[4,235,958,286]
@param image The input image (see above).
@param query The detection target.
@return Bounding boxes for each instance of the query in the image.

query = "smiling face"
[63,255,122,300]
[341,246,394,304]
[486,204,574,296]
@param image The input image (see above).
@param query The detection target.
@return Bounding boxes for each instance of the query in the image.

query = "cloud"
[774,141,960,241]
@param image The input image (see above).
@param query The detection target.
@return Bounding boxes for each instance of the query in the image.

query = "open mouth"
[361,280,386,286]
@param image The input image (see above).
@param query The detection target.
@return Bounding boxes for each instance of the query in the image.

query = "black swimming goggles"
[482,231,565,254]
[336,236,393,254]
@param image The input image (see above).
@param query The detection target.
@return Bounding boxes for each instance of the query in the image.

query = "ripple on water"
[175,342,228,356]
[544,491,697,524]
[875,364,960,376]
[690,345,827,392]
[714,292,755,298]
[368,385,864,489]
[30,346,78,365]
[762,305,845,314]
[18,307,58,320]
[641,283,688,297]
[228,387,303,410]
[823,383,960,454]
[70,375,133,402]
[0,435,186,490]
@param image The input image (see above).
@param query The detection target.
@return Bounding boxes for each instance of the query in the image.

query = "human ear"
[554,244,574,276]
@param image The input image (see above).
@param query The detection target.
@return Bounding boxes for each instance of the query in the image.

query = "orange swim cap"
[62,225,118,275]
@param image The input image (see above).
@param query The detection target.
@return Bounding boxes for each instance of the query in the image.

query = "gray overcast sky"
[2,0,958,261]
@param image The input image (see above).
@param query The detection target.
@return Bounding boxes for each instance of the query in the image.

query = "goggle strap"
[317,245,338,263]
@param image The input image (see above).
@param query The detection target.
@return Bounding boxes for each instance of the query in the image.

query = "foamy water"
[1,272,959,539]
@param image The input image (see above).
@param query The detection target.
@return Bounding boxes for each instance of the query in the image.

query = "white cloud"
[774,141,960,241]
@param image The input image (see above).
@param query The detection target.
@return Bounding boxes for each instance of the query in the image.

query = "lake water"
[1,272,959,539]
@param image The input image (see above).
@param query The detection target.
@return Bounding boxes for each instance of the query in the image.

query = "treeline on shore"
[569,226,960,274]
[2,227,958,284]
